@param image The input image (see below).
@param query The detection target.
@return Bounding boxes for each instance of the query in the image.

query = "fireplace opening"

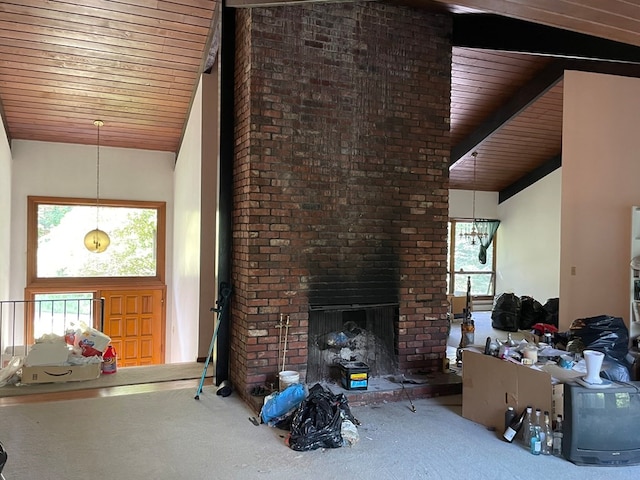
[307,304,398,384]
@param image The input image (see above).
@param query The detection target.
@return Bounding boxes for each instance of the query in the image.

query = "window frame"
[447,218,497,299]
[26,195,166,289]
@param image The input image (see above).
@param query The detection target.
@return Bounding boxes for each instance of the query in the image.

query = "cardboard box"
[462,349,564,432]
[448,295,467,318]
[21,363,101,384]
[25,342,70,366]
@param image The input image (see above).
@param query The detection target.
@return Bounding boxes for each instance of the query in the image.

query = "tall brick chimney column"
[230,3,452,401]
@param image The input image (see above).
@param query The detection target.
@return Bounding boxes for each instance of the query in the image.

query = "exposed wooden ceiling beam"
[453,15,640,64]
[451,57,640,170]
[450,13,640,176]
[450,60,564,167]
[499,154,561,203]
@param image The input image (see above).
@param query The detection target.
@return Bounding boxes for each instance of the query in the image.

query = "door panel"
[101,288,165,367]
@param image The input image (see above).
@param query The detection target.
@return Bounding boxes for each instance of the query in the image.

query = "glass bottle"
[505,406,516,431]
[503,407,524,443]
[530,409,542,455]
[521,406,534,448]
[552,414,564,457]
[542,411,553,455]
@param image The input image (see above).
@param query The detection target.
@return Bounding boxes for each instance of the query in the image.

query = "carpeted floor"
[3,387,640,480]
[0,362,208,398]
[3,322,640,479]
[447,310,533,362]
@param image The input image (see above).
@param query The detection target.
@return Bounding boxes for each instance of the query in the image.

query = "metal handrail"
[0,298,104,362]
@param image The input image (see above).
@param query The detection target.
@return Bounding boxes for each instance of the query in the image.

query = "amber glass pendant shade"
[84,228,110,253]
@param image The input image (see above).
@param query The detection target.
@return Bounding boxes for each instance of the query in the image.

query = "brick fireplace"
[229,3,452,401]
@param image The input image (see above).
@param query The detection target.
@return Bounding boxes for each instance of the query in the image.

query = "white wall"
[0,116,11,300]
[450,173,562,307]
[496,169,561,303]
[9,139,176,348]
[560,71,640,329]
[172,77,204,363]
[449,189,498,219]
[7,78,215,365]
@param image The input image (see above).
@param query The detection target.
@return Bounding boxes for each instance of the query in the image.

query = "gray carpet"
[0,362,207,397]
[2,388,640,479]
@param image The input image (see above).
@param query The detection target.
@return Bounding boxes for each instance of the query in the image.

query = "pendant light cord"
[95,120,103,229]
[471,151,477,223]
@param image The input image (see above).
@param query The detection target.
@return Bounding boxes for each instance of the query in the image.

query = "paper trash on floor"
[17,325,111,385]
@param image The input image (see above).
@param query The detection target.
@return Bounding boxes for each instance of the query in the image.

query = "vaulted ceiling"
[0,0,218,152]
[1,0,639,199]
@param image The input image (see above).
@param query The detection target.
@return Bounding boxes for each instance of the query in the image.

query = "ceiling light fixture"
[84,120,110,253]
[460,151,488,245]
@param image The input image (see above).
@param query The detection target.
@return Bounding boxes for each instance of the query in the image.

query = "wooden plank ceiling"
[432,0,640,194]
[449,48,561,192]
[0,0,217,152]
[0,0,639,196]
[431,0,640,49]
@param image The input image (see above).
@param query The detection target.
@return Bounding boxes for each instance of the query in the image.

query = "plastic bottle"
[522,406,534,448]
[530,409,542,455]
[102,345,117,374]
[503,407,524,443]
[552,414,564,457]
[542,411,553,455]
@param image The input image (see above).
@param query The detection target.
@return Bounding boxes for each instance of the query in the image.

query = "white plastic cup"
[583,350,604,384]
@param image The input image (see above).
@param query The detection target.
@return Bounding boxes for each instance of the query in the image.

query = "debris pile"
[260,383,360,451]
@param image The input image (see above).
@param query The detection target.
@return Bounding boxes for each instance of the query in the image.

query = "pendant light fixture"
[84,120,110,253]
[460,151,488,245]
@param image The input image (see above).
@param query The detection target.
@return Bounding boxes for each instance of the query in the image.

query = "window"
[27,196,166,286]
[31,293,99,339]
[447,220,496,297]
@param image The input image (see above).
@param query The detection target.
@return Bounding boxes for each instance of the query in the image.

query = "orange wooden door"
[100,288,165,366]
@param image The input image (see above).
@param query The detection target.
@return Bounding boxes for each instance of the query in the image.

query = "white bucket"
[278,370,300,391]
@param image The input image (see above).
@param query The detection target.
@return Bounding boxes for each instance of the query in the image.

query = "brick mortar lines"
[232,3,452,399]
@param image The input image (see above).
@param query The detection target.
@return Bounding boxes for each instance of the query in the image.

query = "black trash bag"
[543,298,559,328]
[288,383,357,451]
[600,357,632,383]
[568,315,629,361]
[491,293,521,332]
[519,296,545,330]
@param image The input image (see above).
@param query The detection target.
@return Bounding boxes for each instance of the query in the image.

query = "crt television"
[564,382,640,466]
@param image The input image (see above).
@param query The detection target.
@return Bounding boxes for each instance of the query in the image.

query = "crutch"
[194,282,232,400]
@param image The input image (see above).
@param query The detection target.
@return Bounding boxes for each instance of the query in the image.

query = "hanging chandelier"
[84,120,110,253]
[460,151,488,245]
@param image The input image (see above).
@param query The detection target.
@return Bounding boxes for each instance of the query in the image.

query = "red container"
[102,345,117,374]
